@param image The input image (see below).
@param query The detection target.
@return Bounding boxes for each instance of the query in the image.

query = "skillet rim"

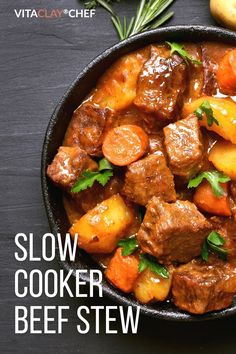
[41,25,236,322]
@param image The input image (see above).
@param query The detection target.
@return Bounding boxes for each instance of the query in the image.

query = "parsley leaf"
[98,157,113,171]
[188,170,231,197]
[138,254,169,279]
[166,42,202,65]
[194,100,219,127]
[209,243,228,260]
[71,158,113,193]
[208,231,225,246]
[118,236,139,256]
[201,231,228,262]
[96,170,113,186]
[201,240,209,262]
[73,171,100,191]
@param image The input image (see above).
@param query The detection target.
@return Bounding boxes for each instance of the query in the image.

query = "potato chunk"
[134,268,172,304]
[210,0,236,31]
[209,141,236,181]
[183,97,236,144]
[69,194,134,254]
[92,49,150,111]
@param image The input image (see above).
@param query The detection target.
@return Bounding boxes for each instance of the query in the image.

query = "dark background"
[1,0,235,353]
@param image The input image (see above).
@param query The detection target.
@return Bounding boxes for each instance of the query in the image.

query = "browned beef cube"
[122,154,176,206]
[201,43,234,95]
[134,45,187,121]
[63,103,114,156]
[163,114,204,179]
[112,106,164,134]
[172,258,236,314]
[47,146,97,190]
[137,197,212,264]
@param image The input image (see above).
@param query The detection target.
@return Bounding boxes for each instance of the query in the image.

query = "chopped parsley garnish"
[71,158,113,193]
[118,236,139,256]
[201,231,228,261]
[98,157,113,171]
[118,240,169,278]
[194,100,219,127]
[166,41,202,65]
[138,254,169,279]
[188,170,231,197]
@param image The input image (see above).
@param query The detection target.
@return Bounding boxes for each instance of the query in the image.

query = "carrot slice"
[102,125,149,166]
[105,248,139,293]
[217,49,236,95]
[193,180,231,217]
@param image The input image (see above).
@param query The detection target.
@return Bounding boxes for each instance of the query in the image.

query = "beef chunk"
[164,114,204,179]
[47,146,97,190]
[134,45,187,121]
[201,42,233,95]
[112,106,164,134]
[137,198,212,264]
[63,103,114,156]
[122,154,176,206]
[172,257,236,314]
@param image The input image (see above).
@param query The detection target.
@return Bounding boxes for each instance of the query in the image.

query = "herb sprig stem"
[96,0,115,15]
[83,0,175,40]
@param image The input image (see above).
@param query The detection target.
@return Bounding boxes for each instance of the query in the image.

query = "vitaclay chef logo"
[14,8,96,19]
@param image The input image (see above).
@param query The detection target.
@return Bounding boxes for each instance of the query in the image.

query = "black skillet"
[41,25,236,321]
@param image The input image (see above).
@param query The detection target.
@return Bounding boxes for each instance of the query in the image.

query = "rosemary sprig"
[95,0,116,15]
[83,0,118,11]
[82,0,175,40]
[127,0,174,37]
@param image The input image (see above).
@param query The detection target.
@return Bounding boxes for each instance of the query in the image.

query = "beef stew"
[47,41,236,315]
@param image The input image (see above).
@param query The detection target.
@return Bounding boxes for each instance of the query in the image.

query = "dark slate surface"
[0,0,235,353]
